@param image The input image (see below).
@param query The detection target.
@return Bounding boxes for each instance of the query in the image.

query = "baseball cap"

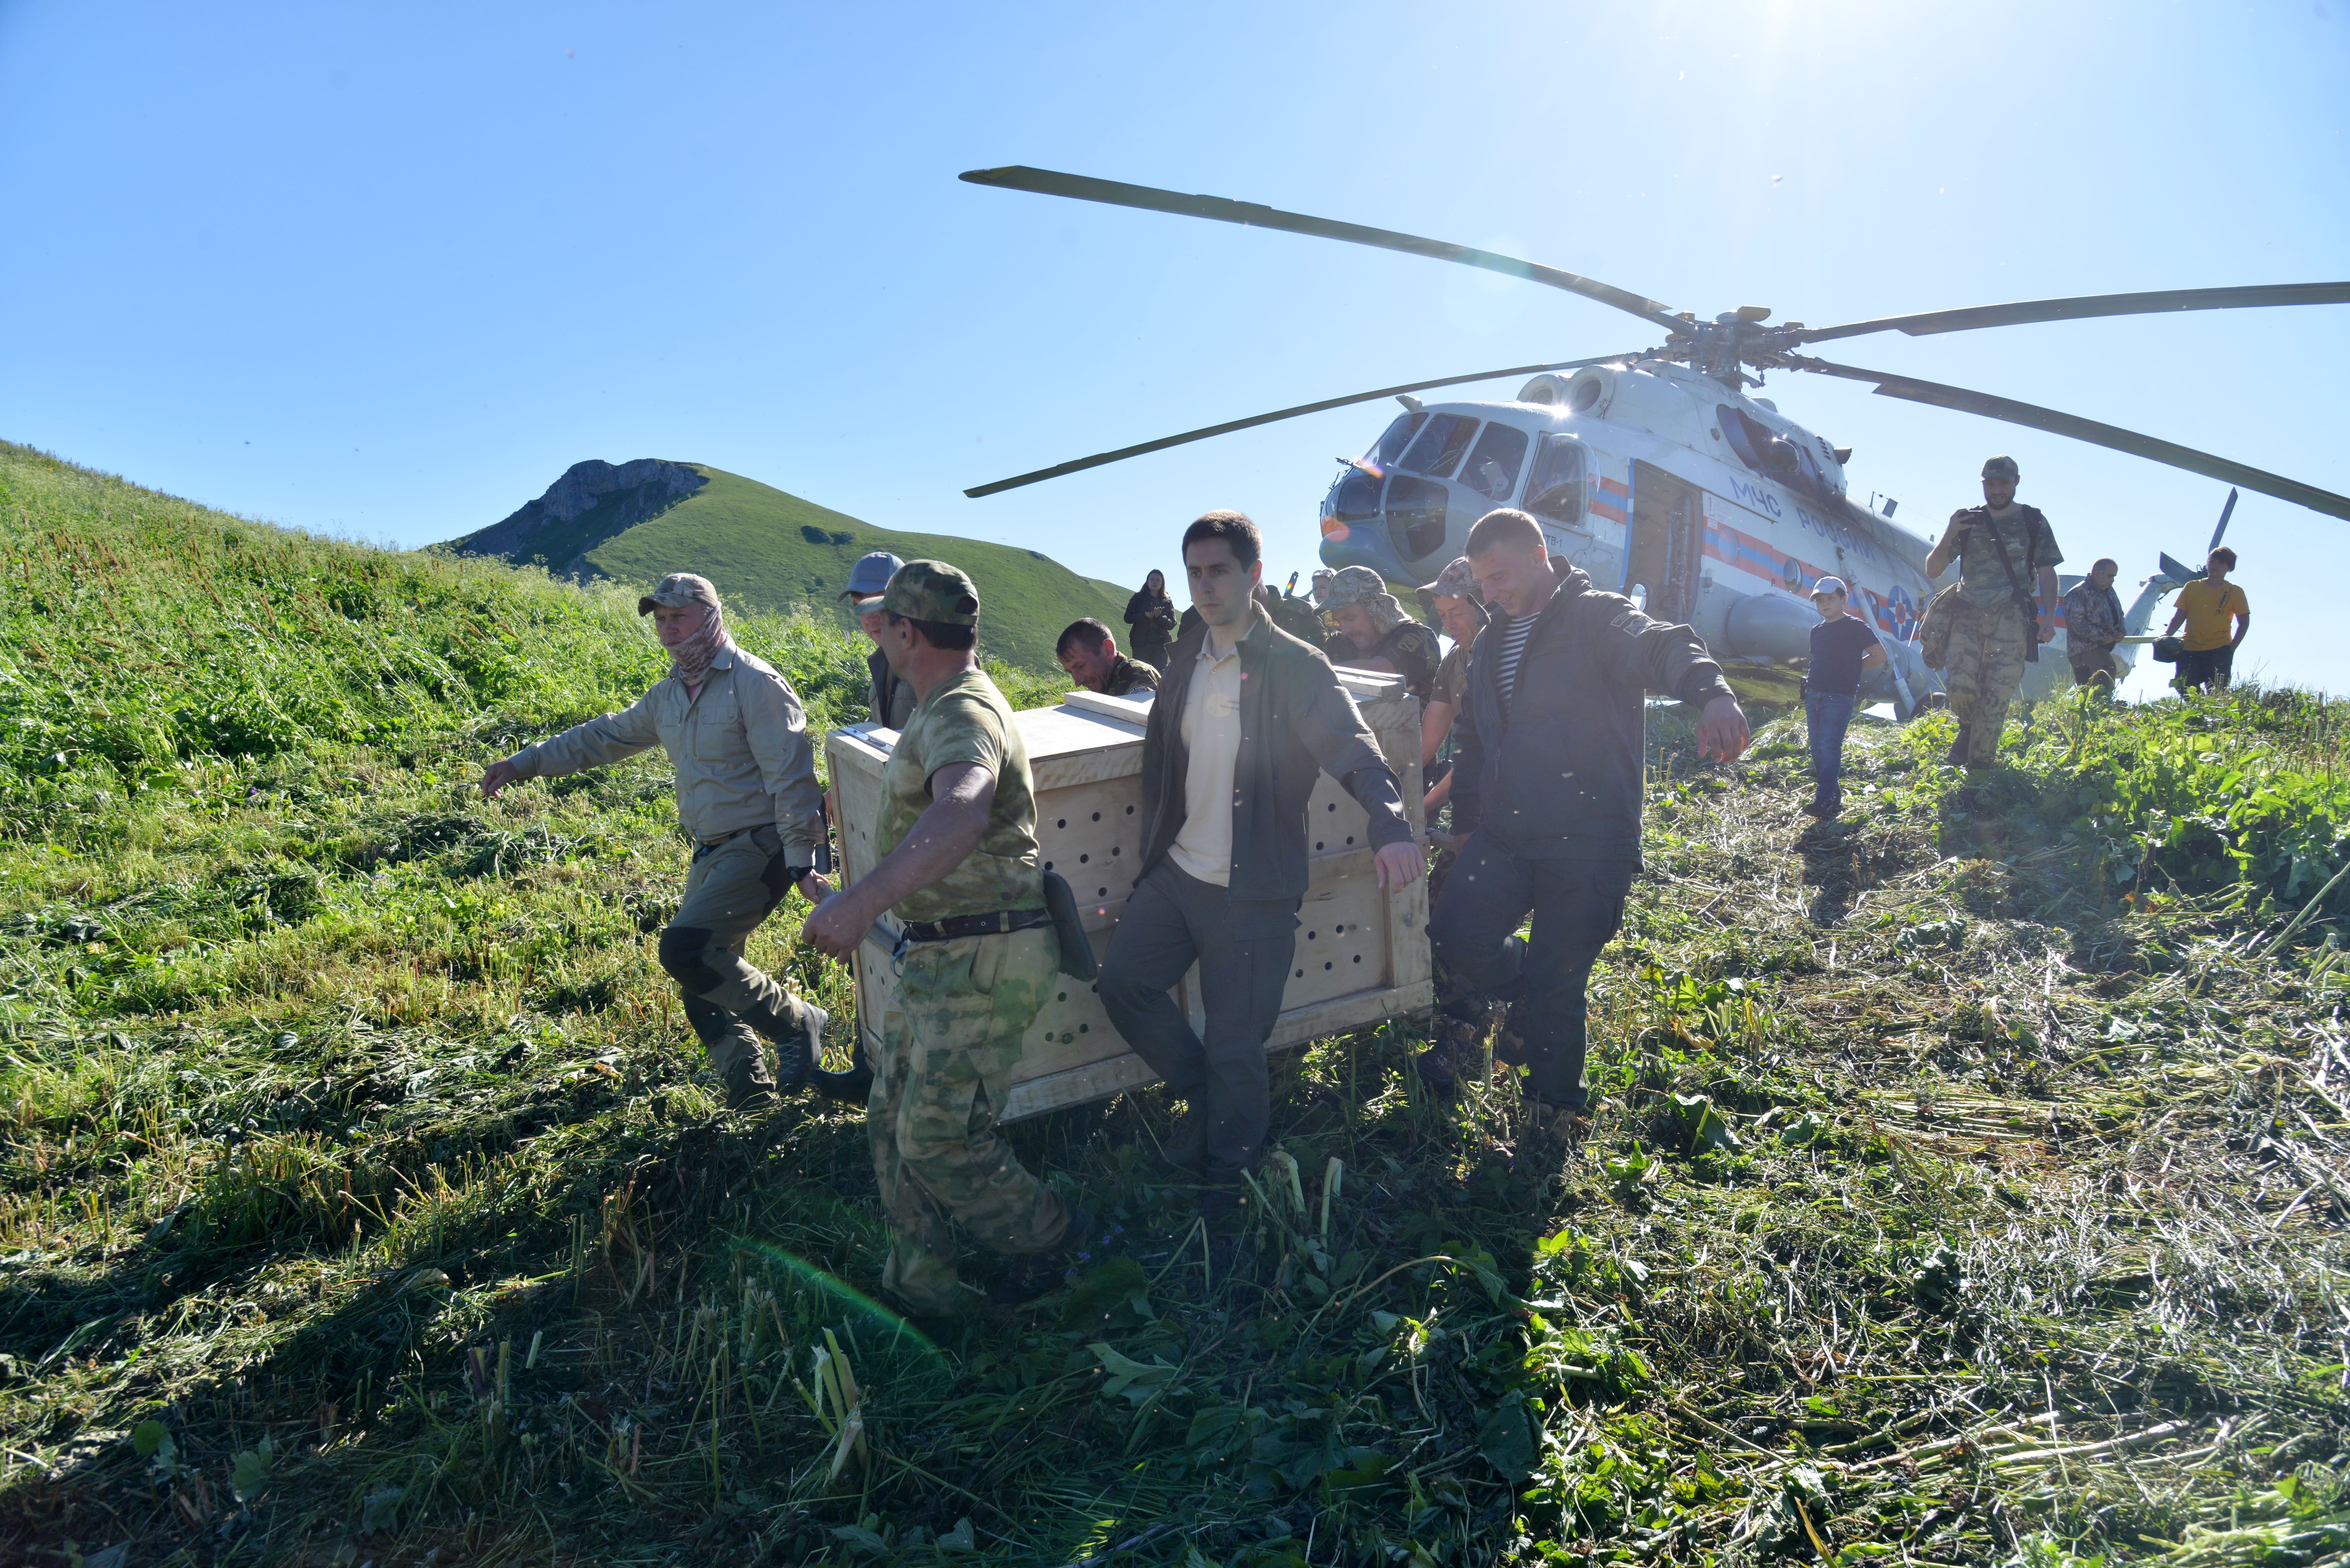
[839,550,904,602]
[638,572,721,615]
[1981,455,2020,481]
[1809,575,1850,600]
[881,559,981,626]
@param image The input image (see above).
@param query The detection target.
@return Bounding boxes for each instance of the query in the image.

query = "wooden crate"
[824,673,1430,1122]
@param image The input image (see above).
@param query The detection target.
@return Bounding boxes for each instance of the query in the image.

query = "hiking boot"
[748,999,826,1089]
[808,1041,872,1106]
[1414,1015,1486,1094]
[1161,1112,1209,1174]
[1801,797,1834,818]
[1944,727,1972,768]
[721,1053,778,1113]
[988,1205,1099,1307]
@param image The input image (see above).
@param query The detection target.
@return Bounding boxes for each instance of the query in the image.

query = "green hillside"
[4,439,2349,1564]
[458,463,1130,674]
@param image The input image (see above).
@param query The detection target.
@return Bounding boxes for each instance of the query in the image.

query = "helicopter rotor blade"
[2210,487,2238,554]
[963,353,1649,498]
[1789,357,2350,522]
[959,165,1685,334]
[1793,283,2350,345]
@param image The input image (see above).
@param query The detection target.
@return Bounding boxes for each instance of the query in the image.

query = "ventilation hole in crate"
[1307,931,1317,940]
[1056,818,1066,829]
[1079,853,1089,863]
[1079,1023,1089,1033]
[1097,887,1108,897]
[1324,961,1333,970]
[1060,1031,1074,1043]
[1334,923,1345,933]
[1327,802,1337,811]
[1346,836,1355,846]
[1111,846,1120,856]
[1314,841,1324,851]
[1294,968,1304,978]
[1126,804,1135,814]
[1044,860,1054,871]
[1353,954,1362,963]
[1092,811,1101,821]
[1057,992,1067,1003]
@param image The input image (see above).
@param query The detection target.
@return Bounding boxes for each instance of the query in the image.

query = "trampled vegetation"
[2,441,2346,1567]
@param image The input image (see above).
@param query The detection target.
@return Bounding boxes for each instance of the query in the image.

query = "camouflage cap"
[1981,455,2020,481]
[1419,556,1480,601]
[1323,565,1406,631]
[882,559,981,626]
[638,572,721,615]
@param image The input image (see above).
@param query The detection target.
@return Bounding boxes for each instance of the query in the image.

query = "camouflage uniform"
[1939,502,2061,768]
[1100,655,1160,697]
[864,561,1067,1315]
[1940,605,2032,768]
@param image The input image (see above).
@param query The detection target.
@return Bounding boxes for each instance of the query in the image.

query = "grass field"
[453,463,1135,676]
[3,440,2347,1567]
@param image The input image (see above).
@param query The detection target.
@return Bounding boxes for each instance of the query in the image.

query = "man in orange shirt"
[2163,547,2250,695]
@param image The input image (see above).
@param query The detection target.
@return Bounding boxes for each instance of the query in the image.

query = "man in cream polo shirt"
[1099,511,1421,1220]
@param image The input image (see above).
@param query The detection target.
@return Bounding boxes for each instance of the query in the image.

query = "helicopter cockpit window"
[1459,422,1529,502]
[1396,413,1479,480]
[1371,412,1426,469]
[1523,435,1586,528]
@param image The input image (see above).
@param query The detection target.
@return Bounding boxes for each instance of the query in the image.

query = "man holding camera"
[1922,456,2063,771]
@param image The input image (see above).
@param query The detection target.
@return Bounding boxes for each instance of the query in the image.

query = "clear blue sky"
[4,0,2345,697]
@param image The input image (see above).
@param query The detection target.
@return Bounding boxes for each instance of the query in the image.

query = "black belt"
[898,907,1053,944]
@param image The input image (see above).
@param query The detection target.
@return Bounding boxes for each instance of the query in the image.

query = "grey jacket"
[1139,607,1412,905]
[505,645,823,863]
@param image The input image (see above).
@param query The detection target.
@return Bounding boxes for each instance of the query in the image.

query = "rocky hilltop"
[454,458,707,576]
[444,459,1131,672]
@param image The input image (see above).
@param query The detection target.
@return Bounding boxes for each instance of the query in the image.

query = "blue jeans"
[1805,691,1857,810]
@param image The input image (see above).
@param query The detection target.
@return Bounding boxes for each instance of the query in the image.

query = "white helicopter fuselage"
[1318,358,2136,710]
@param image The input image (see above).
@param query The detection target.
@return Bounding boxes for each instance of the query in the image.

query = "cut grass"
[1,441,2346,1566]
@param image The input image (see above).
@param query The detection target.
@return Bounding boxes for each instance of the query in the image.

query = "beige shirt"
[505,644,822,854]
[1167,614,1252,886]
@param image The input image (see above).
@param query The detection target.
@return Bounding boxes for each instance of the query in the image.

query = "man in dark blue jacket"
[1100,511,1421,1216]
[1430,509,1751,1134]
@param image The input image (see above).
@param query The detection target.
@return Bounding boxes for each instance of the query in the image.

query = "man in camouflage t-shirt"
[800,560,1089,1322]
[1922,456,2063,771]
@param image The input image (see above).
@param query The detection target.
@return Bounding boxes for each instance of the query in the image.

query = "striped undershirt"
[1496,612,1540,712]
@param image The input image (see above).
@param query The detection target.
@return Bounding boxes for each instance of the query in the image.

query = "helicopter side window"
[1523,435,1586,528]
[1459,422,1528,502]
[1718,405,1831,501]
[1396,413,1479,480]
[1371,412,1426,468]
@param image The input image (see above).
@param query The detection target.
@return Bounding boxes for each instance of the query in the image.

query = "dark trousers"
[2069,648,2120,693]
[1429,836,1634,1108]
[1804,690,1857,811]
[2175,645,2233,693]
[1098,860,1297,1181]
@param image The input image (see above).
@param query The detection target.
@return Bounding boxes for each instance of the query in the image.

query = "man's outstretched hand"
[1697,694,1752,764]
[1373,840,1424,889]
[479,759,521,798]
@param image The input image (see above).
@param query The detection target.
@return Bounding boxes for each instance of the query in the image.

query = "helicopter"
[956,166,2349,716]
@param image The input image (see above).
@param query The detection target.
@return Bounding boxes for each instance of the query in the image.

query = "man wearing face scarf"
[480,572,831,1111]
[1323,565,1442,703]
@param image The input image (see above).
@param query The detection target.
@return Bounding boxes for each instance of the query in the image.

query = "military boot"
[1944,727,1972,769]
[988,1206,1100,1307]
[808,1041,872,1106]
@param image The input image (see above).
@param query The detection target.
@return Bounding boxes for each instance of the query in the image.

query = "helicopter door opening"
[1623,462,1704,625]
